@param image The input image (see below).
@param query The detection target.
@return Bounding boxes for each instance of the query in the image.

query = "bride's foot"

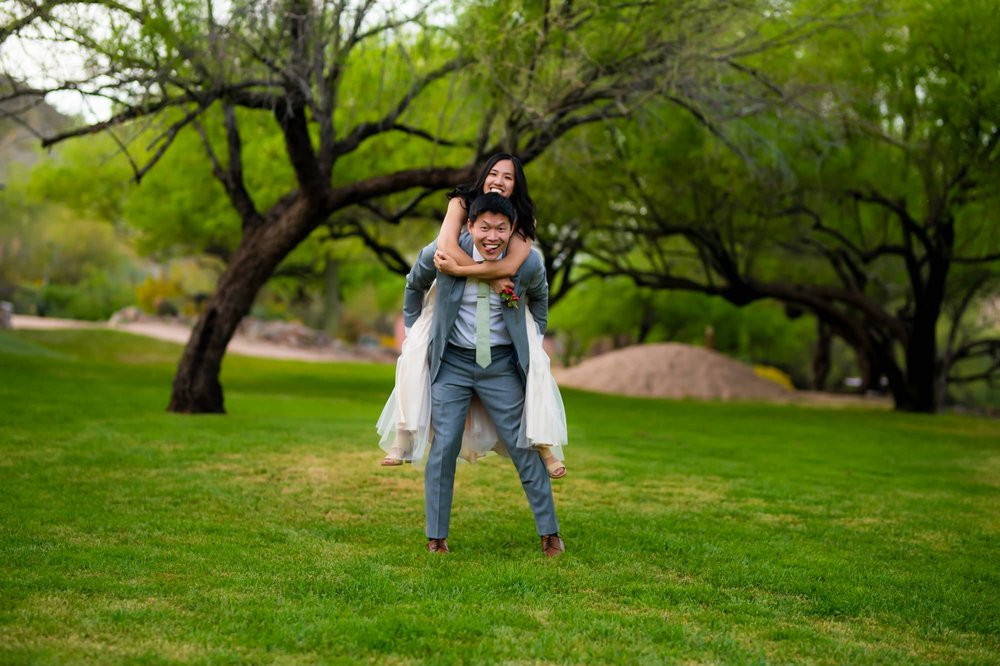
[539,451,567,479]
[380,446,407,466]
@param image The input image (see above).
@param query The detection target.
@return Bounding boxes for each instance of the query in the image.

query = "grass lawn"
[1,329,998,664]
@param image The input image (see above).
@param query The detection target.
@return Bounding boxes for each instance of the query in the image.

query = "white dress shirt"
[448,246,512,349]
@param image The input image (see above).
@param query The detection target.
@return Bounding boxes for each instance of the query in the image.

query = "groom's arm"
[403,240,439,328]
[523,251,548,334]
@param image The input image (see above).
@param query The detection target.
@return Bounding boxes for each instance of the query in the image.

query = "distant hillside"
[0,81,73,186]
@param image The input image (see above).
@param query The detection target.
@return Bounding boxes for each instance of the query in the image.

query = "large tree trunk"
[903,317,939,412]
[811,319,832,390]
[165,161,474,414]
[897,248,949,413]
[901,288,945,413]
[168,198,320,413]
[320,257,342,336]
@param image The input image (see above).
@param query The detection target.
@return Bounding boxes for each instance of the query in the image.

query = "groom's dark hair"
[467,191,516,225]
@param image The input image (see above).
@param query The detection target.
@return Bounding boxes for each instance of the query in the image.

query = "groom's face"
[467,211,513,261]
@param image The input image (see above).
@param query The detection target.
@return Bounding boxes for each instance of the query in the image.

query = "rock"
[108,306,145,325]
[236,318,330,348]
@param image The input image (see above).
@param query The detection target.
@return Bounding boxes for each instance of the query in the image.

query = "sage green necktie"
[475,280,491,368]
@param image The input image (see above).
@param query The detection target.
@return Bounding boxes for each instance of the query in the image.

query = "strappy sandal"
[540,452,567,479]
[380,446,406,466]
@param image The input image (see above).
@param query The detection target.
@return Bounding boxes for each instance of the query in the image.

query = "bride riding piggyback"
[375,153,569,556]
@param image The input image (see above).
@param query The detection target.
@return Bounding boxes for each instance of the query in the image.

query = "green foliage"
[530,0,1000,409]
[23,135,132,223]
[24,117,250,258]
[252,233,416,338]
[550,278,815,385]
[1,329,998,663]
[33,270,137,321]
[5,0,999,405]
[0,175,143,320]
[331,40,472,177]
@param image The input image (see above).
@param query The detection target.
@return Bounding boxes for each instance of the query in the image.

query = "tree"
[2,0,811,412]
[567,0,1000,412]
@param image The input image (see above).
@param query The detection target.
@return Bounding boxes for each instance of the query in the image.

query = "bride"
[375,153,568,478]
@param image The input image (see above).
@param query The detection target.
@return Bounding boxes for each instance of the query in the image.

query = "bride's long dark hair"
[448,153,537,240]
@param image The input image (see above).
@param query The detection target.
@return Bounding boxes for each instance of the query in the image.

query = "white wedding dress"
[376,282,567,466]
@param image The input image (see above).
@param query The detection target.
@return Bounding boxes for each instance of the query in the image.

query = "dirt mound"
[554,342,791,401]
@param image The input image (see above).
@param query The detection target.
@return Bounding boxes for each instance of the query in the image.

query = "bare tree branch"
[192,112,261,225]
[328,219,411,275]
[329,56,466,157]
[132,102,208,183]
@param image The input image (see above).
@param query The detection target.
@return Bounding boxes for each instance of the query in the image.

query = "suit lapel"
[458,231,474,258]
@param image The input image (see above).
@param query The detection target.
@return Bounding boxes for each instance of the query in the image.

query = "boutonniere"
[500,287,520,309]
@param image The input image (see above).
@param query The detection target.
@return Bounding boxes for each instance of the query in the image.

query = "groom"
[403,192,563,557]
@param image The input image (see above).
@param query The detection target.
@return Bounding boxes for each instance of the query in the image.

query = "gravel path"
[10,314,370,363]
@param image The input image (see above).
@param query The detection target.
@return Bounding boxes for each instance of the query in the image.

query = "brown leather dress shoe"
[541,534,564,557]
[427,538,449,553]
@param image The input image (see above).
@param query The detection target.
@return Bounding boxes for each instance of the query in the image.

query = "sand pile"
[554,342,790,401]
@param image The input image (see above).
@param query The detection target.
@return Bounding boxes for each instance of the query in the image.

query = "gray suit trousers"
[425,344,559,539]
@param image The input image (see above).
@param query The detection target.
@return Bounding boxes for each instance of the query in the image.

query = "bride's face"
[482,159,516,198]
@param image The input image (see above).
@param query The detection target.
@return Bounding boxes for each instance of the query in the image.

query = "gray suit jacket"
[403,231,549,383]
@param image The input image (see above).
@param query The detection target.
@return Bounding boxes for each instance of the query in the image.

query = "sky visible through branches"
[0,0,442,120]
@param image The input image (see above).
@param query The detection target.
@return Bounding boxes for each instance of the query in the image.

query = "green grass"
[1,329,998,665]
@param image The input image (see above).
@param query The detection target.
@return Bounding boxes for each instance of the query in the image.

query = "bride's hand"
[434,250,463,275]
[490,277,515,294]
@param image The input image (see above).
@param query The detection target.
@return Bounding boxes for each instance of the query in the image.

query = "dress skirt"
[376,283,567,465]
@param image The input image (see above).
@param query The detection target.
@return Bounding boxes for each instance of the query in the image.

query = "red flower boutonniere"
[500,287,520,309]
